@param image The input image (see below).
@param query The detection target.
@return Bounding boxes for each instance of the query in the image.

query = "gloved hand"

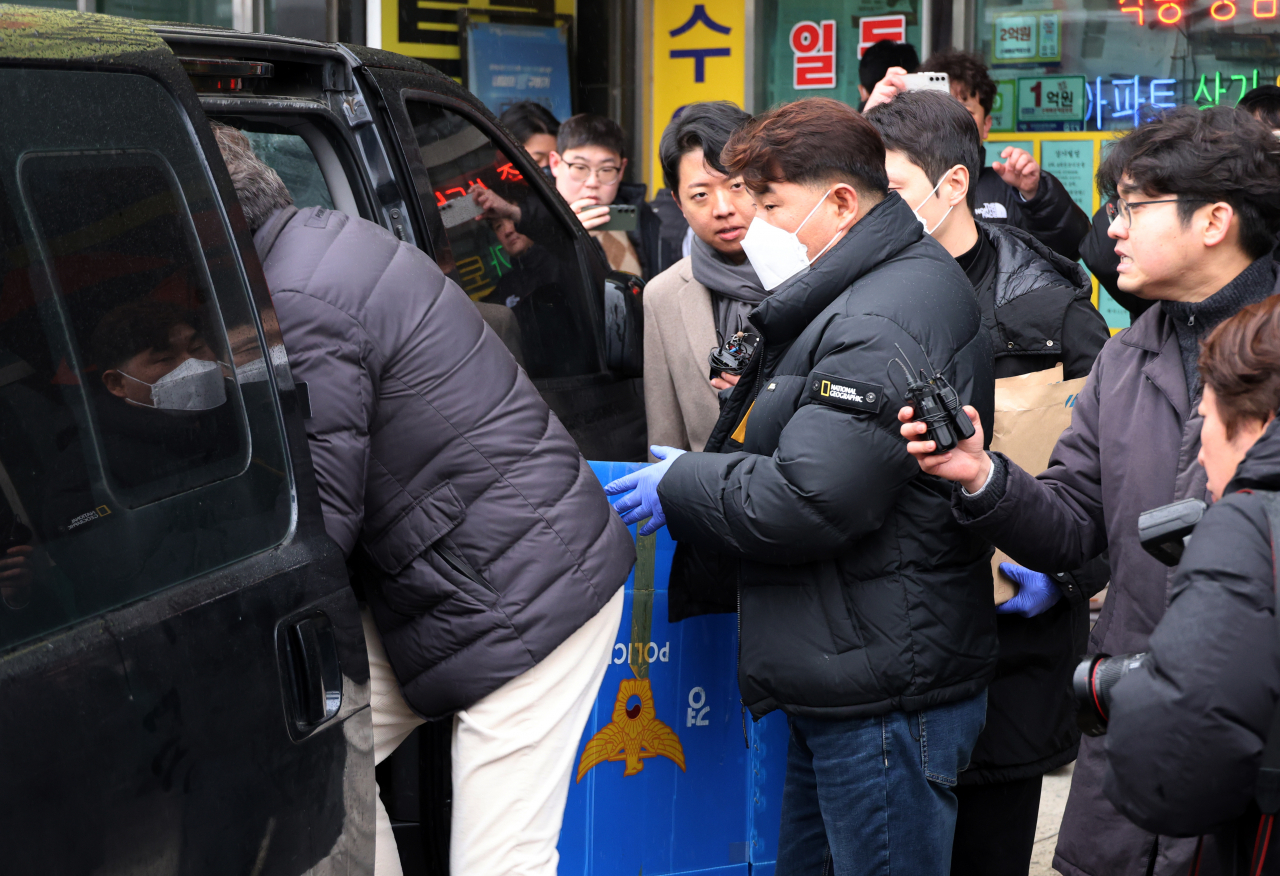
[996,562,1063,617]
[603,446,686,536]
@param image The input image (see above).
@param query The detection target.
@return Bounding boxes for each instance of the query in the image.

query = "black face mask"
[541,165,554,181]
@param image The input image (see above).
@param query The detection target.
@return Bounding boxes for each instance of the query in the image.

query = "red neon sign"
[1124,0,1274,22]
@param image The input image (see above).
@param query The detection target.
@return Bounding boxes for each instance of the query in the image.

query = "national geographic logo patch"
[808,372,883,414]
[64,504,111,533]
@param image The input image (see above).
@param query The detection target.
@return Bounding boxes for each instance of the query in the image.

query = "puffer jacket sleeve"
[955,342,1108,573]
[272,288,377,556]
[1103,494,1280,837]
[659,314,931,565]
[1017,170,1091,263]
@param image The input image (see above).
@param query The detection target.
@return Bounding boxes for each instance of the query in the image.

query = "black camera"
[709,330,760,381]
[889,344,976,454]
[1072,497,1207,735]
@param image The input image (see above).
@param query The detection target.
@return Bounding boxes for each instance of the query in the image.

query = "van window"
[0,67,293,650]
[404,100,600,379]
[243,130,334,211]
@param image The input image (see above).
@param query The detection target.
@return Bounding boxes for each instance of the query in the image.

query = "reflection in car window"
[405,101,598,379]
[0,67,293,651]
[243,131,334,211]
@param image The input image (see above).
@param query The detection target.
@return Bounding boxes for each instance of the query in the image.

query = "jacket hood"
[749,192,924,344]
[1226,415,1280,493]
[982,221,1091,306]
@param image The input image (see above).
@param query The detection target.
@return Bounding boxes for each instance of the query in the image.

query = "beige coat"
[643,257,720,452]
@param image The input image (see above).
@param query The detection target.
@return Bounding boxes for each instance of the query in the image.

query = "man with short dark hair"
[606,97,997,876]
[864,49,1090,260]
[644,101,757,454]
[498,100,559,168]
[900,104,1280,876]
[549,113,665,277]
[857,39,918,106]
[867,89,1110,876]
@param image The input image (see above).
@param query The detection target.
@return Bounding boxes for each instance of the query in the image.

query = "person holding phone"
[548,114,665,278]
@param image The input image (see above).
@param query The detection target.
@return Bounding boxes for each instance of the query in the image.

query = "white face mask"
[121,357,227,412]
[235,344,292,387]
[913,169,959,236]
[740,189,841,291]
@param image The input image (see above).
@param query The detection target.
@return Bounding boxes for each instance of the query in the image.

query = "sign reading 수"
[791,19,837,89]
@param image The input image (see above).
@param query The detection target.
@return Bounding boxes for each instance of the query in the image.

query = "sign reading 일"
[791,20,837,89]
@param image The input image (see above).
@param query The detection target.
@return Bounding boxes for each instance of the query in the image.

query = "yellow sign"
[577,677,686,780]
[649,1,746,192]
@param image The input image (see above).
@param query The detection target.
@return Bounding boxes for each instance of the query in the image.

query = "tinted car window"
[0,67,292,649]
[243,130,334,211]
[405,100,598,379]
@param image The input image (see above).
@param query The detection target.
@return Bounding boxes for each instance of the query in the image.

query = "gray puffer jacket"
[255,206,635,718]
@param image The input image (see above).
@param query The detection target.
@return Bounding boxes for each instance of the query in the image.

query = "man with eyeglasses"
[898,105,1280,876]
[548,113,667,279]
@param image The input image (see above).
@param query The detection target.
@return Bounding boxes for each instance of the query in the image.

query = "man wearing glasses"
[897,105,1280,876]
[548,113,667,278]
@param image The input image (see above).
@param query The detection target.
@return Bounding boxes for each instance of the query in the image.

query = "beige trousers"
[365,586,624,876]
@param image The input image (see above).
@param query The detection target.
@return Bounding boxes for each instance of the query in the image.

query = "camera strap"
[1253,490,1280,816]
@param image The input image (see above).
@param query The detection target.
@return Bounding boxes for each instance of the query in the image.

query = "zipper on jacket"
[736,343,764,749]
[433,543,497,595]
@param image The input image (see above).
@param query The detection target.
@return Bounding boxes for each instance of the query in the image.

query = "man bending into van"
[211,123,635,876]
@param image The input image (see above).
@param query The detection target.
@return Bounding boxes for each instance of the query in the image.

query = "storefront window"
[976,0,1280,132]
[759,0,924,108]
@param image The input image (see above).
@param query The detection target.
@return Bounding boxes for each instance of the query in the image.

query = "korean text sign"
[650,1,746,191]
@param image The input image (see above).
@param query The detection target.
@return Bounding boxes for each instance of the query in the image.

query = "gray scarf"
[690,235,768,343]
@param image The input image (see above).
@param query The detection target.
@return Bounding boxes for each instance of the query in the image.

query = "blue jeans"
[775,690,988,876]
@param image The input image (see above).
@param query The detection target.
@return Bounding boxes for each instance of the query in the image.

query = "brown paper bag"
[989,364,1087,604]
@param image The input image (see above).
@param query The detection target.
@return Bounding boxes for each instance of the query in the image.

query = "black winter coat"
[659,193,998,720]
[971,167,1090,263]
[960,221,1111,784]
[1104,418,1280,873]
[974,222,1110,381]
[615,181,668,280]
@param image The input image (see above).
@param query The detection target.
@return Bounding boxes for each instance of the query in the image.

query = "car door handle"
[283,612,343,733]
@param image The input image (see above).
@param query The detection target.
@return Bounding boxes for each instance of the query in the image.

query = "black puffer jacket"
[659,193,998,720]
[1104,417,1280,871]
[615,182,667,280]
[960,221,1111,784]
[971,167,1090,262]
[975,222,1110,380]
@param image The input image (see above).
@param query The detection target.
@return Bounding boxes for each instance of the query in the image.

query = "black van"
[0,7,644,873]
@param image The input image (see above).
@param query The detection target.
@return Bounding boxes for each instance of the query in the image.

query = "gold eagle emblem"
[576,677,686,781]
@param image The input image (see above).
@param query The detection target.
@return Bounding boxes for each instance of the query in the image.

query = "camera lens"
[1073,652,1149,736]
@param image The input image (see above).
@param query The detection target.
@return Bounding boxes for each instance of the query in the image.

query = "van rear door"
[350,50,646,461]
[0,11,371,872]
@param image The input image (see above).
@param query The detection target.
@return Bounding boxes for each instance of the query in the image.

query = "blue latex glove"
[603,445,686,536]
[996,562,1063,617]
